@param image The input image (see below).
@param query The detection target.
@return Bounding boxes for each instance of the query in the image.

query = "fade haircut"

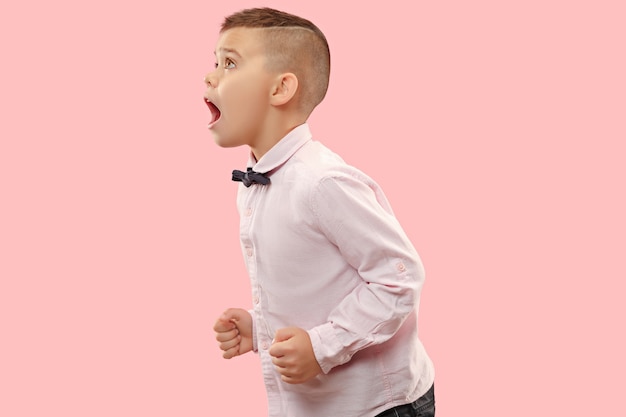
[221,7,331,117]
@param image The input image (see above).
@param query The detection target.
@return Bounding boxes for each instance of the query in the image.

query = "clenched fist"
[213,308,253,359]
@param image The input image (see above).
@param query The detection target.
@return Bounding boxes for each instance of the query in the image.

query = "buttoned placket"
[239,185,280,406]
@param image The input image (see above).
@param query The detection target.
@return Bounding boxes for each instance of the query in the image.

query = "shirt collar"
[248,123,312,175]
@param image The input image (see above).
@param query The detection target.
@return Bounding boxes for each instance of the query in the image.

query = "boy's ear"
[270,73,298,107]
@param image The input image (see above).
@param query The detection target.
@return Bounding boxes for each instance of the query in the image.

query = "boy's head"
[204,8,330,156]
[220,8,330,114]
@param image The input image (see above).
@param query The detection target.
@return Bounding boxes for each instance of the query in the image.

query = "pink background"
[1,0,624,415]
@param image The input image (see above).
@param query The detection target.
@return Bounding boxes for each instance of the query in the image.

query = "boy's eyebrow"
[214,47,242,58]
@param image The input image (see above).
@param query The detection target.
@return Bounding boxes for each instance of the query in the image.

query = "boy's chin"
[210,132,242,149]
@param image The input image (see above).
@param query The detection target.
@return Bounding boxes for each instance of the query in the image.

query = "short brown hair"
[221,7,331,116]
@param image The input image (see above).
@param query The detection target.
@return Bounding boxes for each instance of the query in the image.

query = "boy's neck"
[250,116,307,161]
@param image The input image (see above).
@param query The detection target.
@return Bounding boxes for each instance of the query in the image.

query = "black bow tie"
[232,168,271,187]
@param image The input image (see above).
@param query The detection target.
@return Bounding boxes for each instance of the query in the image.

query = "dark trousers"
[375,384,435,417]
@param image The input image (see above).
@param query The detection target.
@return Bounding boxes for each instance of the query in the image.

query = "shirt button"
[246,248,253,257]
[397,262,406,272]
[245,208,252,216]
[253,296,260,304]
[261,341,269,350]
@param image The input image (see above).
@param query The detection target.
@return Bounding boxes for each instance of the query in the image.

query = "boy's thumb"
[273,327,296,343]
[222,308,245,321]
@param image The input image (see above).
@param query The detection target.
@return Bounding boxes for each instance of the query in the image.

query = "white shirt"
[236,123,434,417]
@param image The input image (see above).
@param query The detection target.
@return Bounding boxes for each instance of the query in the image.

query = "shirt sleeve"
[306,172,425,374]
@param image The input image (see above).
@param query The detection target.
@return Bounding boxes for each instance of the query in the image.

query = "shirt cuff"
[308,322,354,374]
[248,309,258,353]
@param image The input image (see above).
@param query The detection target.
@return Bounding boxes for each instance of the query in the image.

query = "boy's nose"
[204,71,218,87]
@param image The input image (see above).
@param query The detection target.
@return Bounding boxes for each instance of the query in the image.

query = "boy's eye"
[224,58,236,69]
[214,62,218,69]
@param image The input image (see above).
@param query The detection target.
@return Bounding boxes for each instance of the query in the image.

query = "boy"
[207,7,435,417]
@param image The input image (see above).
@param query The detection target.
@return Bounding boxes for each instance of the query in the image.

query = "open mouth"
[204,98,222,128]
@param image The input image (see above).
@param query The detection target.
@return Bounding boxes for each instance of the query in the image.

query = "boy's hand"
[213,308,253,359]
[269,327,322,384]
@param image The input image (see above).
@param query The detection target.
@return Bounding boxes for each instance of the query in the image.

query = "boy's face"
[204,28,275,151]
